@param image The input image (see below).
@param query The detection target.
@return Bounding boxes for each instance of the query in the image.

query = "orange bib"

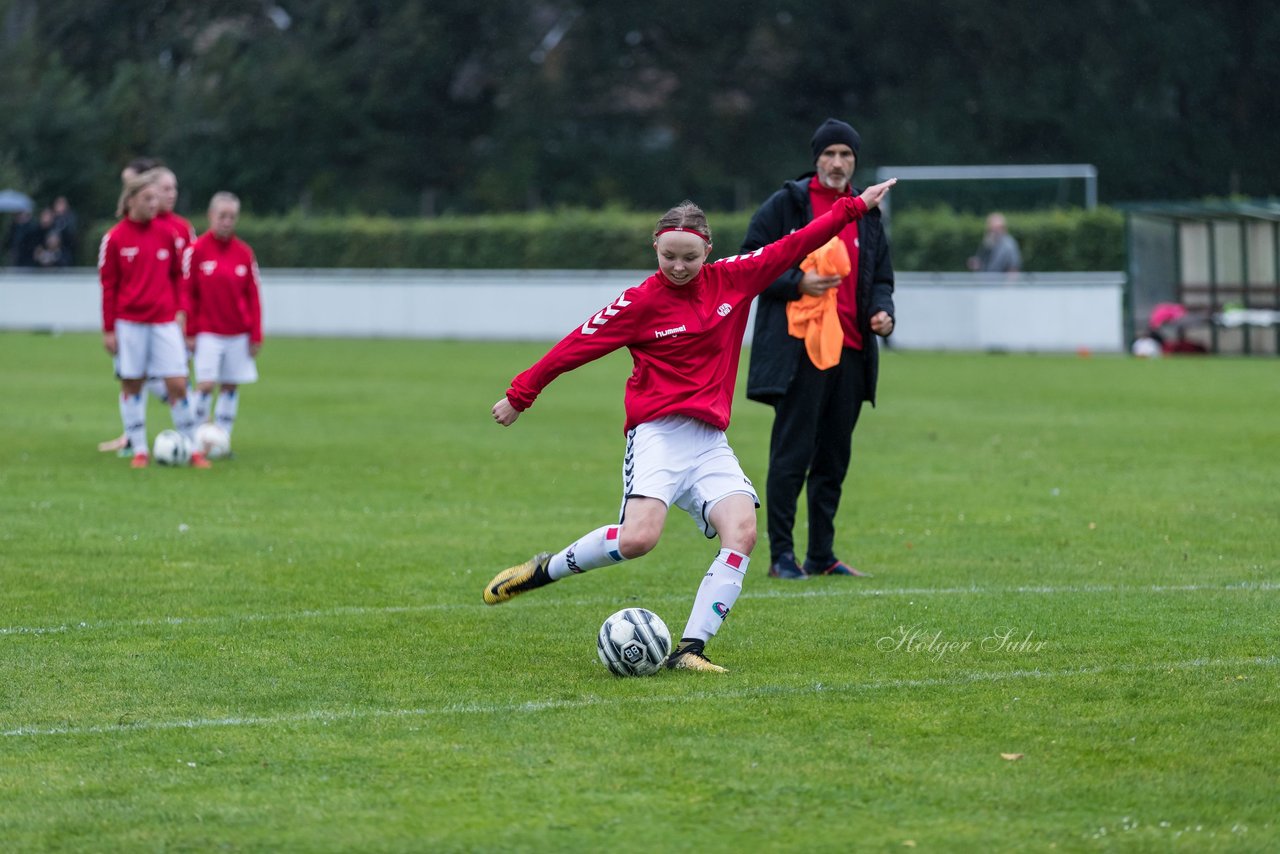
[786,236,850,370]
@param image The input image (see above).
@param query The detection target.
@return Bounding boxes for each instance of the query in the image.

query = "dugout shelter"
[1124,200,1280,355]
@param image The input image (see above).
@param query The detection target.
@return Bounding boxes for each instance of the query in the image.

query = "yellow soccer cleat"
[483,552,554,605]
[665,640,728,673]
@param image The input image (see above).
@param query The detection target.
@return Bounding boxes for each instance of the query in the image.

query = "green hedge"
[82,206,1125,272]
[889,206,1126,272]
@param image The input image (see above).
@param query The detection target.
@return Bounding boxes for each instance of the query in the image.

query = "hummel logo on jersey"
[121,247,139,261]
[654,324,686,339]
[200,261,218,276]
[580,294,633,335]
[717,303,732,316]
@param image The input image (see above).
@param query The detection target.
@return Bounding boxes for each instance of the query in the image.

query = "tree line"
[2,0,1276,221]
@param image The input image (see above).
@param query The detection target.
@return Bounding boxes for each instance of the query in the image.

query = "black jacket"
[743,174,895,406]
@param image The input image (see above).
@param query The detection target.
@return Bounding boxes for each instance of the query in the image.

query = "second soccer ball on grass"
[195,422,232,460]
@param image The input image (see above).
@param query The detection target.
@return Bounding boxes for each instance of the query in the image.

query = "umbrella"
[0,189,35,213]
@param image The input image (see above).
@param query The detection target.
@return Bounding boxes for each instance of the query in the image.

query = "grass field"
[1,332,1277,852]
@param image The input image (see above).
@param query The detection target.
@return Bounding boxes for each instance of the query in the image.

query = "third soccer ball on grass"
[597,608,672,677]
[195,423,232,459]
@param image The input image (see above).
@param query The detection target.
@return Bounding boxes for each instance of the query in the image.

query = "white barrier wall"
[0,268,1126,352]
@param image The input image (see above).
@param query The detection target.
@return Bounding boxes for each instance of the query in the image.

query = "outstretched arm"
[723,178,898,296]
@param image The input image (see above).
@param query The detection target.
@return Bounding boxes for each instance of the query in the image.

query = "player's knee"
[720,513,757,555]
[618,524,660,559]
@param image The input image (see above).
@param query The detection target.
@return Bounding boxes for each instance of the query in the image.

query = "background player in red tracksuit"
[152,167,197,257]
[482,177,897,673]
[99,170,209,468]
[97,157,172,455]
[186,191,263,441]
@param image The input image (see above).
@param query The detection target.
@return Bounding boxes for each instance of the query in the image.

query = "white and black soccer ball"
[152,429,192,466]
[195,422,232,459]
[597,608,672,677]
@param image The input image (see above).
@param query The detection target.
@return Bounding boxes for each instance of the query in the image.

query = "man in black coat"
[743,118,896,579]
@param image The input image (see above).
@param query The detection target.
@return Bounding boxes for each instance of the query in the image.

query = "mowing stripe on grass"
[3,655,1276,739]
[2,580,1275,639]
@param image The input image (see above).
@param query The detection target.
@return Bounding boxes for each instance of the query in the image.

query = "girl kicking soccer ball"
[483,177,896,673]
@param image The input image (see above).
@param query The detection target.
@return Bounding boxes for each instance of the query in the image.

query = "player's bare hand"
[492,397,521,426]
[859,177,898,210]
[798,271,842,297]
[103,332,117,355]
[870,311,895,336]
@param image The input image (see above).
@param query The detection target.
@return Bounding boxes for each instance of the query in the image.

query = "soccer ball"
[195,422,232,459]
[152,429,192,466]
[597,608,672,677]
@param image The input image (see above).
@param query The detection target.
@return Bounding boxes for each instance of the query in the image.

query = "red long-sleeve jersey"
[186,232,263,343]
[507,195,869,433]
[98,217,184,332]
[155,210,197,254]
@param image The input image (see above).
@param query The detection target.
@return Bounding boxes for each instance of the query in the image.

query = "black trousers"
[765,346,868,564]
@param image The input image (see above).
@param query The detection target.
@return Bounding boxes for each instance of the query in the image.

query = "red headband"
[655,227,710,243]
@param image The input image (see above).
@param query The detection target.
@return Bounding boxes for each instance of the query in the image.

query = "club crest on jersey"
[580,294,632,335]
[157,248,170,260]
[235,264,248,276]
[200,261,218,276]
[717,303,732,316]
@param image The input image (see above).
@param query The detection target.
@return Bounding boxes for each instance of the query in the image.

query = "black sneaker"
[665,639,727,673]
[483,552,554,604]
[767,551,807,580]
[803,556,872,578]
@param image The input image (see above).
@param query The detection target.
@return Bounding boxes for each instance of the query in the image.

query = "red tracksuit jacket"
[186,232,263,344]
[98,217,184,331]
[507,195,869,434]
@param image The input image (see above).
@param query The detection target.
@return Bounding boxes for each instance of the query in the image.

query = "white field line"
[4,655,1276,739]
[2,580,1276,639]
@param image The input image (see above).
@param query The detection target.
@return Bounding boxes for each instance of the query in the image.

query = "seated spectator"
[34,231,68,267]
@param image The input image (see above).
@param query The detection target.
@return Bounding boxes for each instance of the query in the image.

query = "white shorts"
[194,333,259,385]
[114,320,188,380]
[620,415,758,539]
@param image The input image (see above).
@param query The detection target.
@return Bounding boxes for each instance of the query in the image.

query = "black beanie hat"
[810,118,861,161]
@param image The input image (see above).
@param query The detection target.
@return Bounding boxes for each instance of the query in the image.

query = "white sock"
[547,525,625,580]
[214,389,239,436]
[120,393,147,456]
[194,390,213,424]
[145,377,169,404]
[681,548,749,642]
[170,394,199,444]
